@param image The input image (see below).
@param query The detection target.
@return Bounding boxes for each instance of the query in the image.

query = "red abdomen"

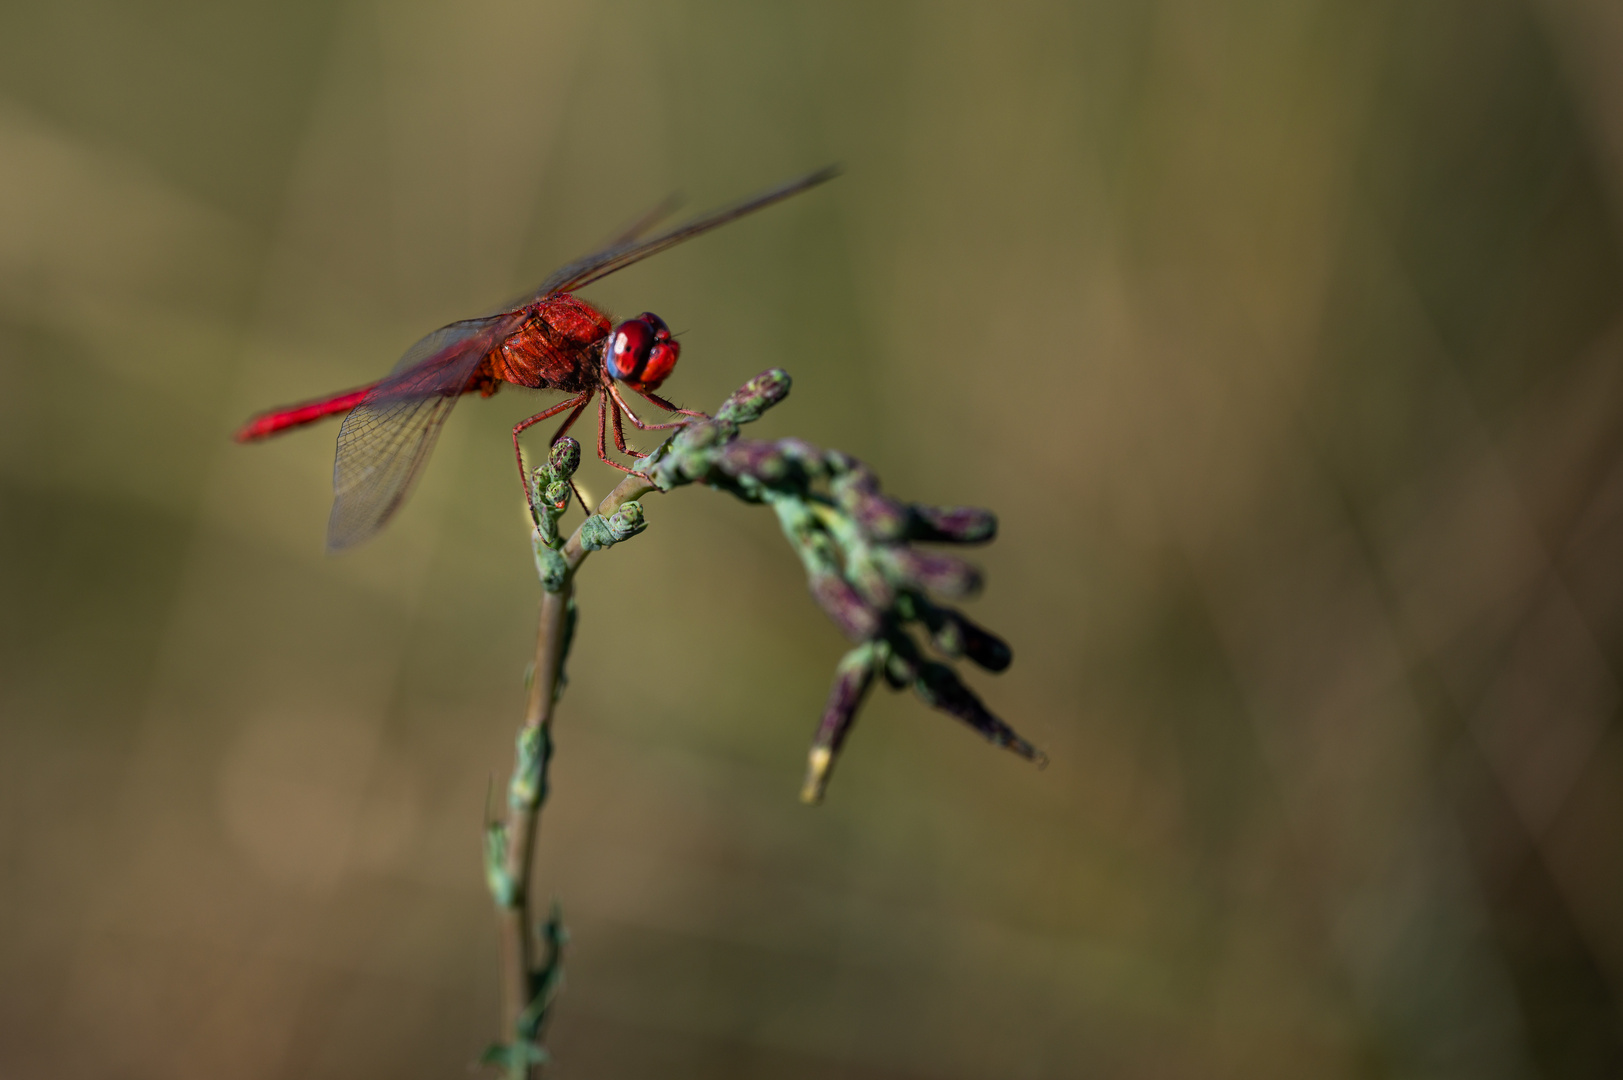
[235,386,372,442]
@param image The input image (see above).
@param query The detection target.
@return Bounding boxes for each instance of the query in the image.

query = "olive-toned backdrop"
[5,2,1623,1077]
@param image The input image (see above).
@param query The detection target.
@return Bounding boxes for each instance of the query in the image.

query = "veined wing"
[605,192,684,248]
[386,313,517,375]
[470,193,685,320]
[327,312,525,550]
[522,166,839,303]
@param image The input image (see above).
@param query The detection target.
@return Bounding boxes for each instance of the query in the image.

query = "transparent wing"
[520,165,839,303]
[328,391,463,550]
[388,315,510,375]
[470,193,685,319]
[605,192,684,248]
[326,312,523,550]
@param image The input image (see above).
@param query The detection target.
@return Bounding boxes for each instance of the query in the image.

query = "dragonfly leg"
[595,393,640,475]
[633,386,708,421]
[513,391,592,491]
[608,393,641,457]
[609,383,689,432]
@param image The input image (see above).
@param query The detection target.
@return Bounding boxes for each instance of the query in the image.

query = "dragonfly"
[236,166,839,551]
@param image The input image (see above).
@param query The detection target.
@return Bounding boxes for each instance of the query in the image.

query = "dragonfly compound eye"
[608,313,680,391]
[606,318,656,382]
[631,312,679,390]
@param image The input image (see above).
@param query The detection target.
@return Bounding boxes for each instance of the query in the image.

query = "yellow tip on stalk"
[801,746,833,805]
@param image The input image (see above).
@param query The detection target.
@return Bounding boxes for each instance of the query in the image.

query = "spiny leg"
[634,386,709,421]
[595,392,639,475]
[607,383,688,435]
[549,394,592,443]
[609,393,637,457]
[513,391,591,491]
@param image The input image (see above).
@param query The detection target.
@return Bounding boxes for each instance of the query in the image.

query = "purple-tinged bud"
[927,608,1012,672]
[716,368,792,424]
[912,661,1044,765]
[718,439,793,484]
[954,614,1011,672]
[909,505,996,544]
[802,644,878,804]
[857,496,911,542]
[775,439,827,473]
[876,547,982,597]
[832,467,911,542]
[809,572,879,641]
[548,437,581,479]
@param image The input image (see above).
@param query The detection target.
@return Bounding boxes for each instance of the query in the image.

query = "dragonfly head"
[605,312,679,392]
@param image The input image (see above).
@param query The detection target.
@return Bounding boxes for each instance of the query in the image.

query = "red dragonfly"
[237,167,838,550]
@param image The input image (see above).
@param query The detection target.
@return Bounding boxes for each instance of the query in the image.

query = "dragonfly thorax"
[605,312,679,392]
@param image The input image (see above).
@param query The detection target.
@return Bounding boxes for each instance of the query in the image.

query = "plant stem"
[497,470,657,1070]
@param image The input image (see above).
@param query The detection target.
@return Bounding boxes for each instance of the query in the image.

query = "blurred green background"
[4,1,1623,1077]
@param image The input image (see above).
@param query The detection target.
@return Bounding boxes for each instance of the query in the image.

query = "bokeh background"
[4,1,1623,1077]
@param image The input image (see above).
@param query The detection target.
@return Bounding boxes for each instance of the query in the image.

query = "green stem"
[496,469,658,1078]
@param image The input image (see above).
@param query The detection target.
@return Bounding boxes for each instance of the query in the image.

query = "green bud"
[579,502,648,551]
[483,821,514,906]
[716,368,791,424]
[509,724,552,811]
[532,534,569,592]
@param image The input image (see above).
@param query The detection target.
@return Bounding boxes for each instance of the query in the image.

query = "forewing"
[470,194,686,319]
[388,314,512,375]
[326,312,523,550]
[518,166,840,304]
[606,192,684,248]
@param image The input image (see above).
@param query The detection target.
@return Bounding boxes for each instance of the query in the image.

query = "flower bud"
[909,505,996,544]
[809,572,879,641]
[802,644,878,804]
[605,500,647,539]
[832,466,911,542]
[718,440,795,485]
[578,501,648,551]
[547,436,581,479]
[716,368,792,424]
[912,661,1043,764]
[876,547,982,597]
[915,603,1012,672]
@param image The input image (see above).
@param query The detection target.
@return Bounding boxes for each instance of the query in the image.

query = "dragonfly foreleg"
[608,393,642,457]
[608,383,691,431]
[631,385,708,421]
[595,393,640,476]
